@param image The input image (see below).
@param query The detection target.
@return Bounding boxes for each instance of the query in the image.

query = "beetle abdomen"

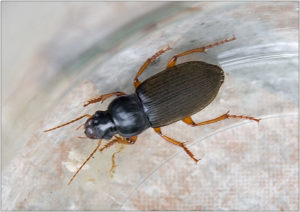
[136,61,224,127]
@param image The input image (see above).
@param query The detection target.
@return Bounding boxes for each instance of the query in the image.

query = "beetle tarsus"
[182,111,260,127]
[134,46,172,88]
[226,113,260,123]
[181,143,200,163]
[83,92,126,107]
[166,37,236,68]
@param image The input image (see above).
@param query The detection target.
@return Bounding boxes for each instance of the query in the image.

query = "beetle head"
[84,111,117,140]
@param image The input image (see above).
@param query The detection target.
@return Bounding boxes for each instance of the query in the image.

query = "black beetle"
[45,36,260,184]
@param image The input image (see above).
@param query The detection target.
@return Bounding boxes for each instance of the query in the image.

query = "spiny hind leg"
[182,111,260,127]
[83,92,126,107]
[153,127,199,163]
[134,46,172,88]
[166,36,236,68]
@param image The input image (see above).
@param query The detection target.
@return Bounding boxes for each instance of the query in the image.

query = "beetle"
[45,36,260,185]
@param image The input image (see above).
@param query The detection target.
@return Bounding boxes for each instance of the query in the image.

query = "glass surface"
[3,2,298,210]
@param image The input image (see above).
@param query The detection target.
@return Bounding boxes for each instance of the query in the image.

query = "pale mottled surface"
[2,2,298,210]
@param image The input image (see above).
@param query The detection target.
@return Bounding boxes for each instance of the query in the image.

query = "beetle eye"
[93,119,99,125]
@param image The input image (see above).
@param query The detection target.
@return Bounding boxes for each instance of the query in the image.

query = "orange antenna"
[67,139,102,185]
[44,114,92,132]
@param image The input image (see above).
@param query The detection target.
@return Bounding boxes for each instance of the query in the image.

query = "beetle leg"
[134,46,172,88]
[99,137,119,152]
[98,135,137,153]
[129,136,138,144]
[98,135,137,177]
[67,135,136,183]
[83,92,126,107]
[117,135,138,144]
[107,136,137,177]
[110,144,125,178]
[153,127,199,163]
[182,111,260,127]
[115,135,138,145]
[166,36,236,69]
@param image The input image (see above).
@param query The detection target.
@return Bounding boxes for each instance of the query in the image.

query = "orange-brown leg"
[99,137,119,152]
[83,92,126,107]
[108,136,137,177]
[98,135,137,177]
[98,135,137,153]
[182,111,260,127]
[153,127,199,163]
[67,135,137,183]
[44,114,92,132]
[118,136,138,144]
[109,144,125,178]
[67,139,102,185]
[129,136,138,144]
[134,46,172,88]
[166,36,236,69]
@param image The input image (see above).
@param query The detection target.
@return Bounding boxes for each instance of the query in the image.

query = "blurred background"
[2,2,298,210]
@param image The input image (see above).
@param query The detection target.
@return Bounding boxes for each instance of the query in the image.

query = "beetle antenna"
[67,139,102,185]
[44,114,92,132]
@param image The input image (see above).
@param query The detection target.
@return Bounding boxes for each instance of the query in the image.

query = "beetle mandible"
[45,36,260,185]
